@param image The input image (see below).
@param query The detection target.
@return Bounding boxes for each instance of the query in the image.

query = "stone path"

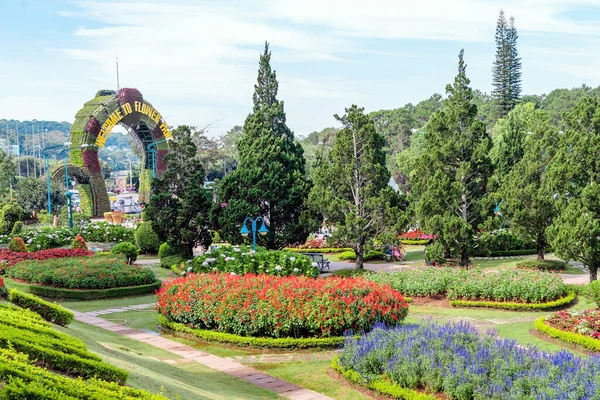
[84,303,156,317]
[73,311,332,400]
[229,352,337,364]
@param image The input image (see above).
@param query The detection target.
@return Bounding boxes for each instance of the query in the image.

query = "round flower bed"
[545,310,600,339]
[157,273,409,339]
[190,246,319,277]
[7,255,155,289]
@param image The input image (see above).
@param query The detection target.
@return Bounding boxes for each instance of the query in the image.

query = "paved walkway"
[73,311,332,400]
[84,303,156,317]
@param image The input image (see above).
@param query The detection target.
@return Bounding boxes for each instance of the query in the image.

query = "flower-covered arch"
[69,88,171,216]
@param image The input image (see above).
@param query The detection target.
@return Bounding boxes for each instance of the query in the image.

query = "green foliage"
[7,255,155,289]
[6,279,161,300]
[13,177,65,216]
[0,305,129,384]
[135,222,161,254]
[158,242,185,269]
[516,260,567,271]
[191,245,318,277]
[307,105,405,269]
[474,231,531,257]
[58,206,90,227]
[160,316,344,349]
[10,221,23,236]
[0,203,23,235]
[0,150,15,196]
[330,268,374,278]
[147,125,212,258]
[110,242,139,264]
[491,11,521,120]
[9,289,74,326]
[8,237,27,252]
[213,43,312,249]
[584,280,600,308]
[534,317,600,352]
[401,239,430,245]
[286,247,353,253]
[411,51,492,267]
[451,291,575,311]
[337,250,384,261]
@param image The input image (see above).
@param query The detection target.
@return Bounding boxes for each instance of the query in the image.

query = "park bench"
[301,253,330,272]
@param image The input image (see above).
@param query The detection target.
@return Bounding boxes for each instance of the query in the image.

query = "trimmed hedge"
[401,240,430,245]
[9,289,74,326]
[516,260,567,271]
[5,278,162,300]
[338,250,385,261]
[450,291,576,311]
[534,317,600,352]
[331,357,435,400]
[160,316,345,349]
[286,247,353,253]
[135,222,161,254]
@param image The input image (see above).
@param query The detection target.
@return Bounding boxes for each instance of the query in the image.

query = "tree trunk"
[460,244,469,268]
[536,246,545,261]
[355,241,364,270]
[590,265,598,282]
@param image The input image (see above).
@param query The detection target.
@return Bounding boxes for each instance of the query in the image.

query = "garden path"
[72,310,333,400]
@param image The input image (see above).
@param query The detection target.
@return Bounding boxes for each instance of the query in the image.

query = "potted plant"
[112,212,123,224]
[104,212,113,222]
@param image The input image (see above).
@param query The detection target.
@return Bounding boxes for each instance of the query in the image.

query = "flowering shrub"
[0,248,92,267]
[337,320,600,399]
[157,273,409,338]
[71,235,88,250]
[398,230,435,240]
[190,246,319,277]
[367,267,566,303]
[545,310,600,339]
[0,277,6,299]
[7,255,155,289]
[0,223,135,250]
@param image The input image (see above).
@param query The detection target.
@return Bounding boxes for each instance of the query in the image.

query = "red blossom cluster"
[157,273,409,338]
[545,310,600,339]
[398,230,435,240]
[0,248,93,266]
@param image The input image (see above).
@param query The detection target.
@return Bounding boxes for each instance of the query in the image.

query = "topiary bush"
[10,221,24,236]
[338,250,385,261]
[71,235,88,250]
[8,237,27,253]
[0,203,23,235]
[585,280,600,309]
[110,242,139,264]
[516,260,567,271]
[135,222,161,254]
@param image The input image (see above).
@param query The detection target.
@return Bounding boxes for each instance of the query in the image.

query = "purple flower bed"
[338,321,600,399]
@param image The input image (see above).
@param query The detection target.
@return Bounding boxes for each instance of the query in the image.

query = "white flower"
[220,254,226,258]
[212,267,217,271]
[312,262,318,267]
[202,261,209,267]
[275,265,282,271]
[187,266,193,272]
[181,271,186,276]
[250,250,256,254]
[230,272,236,275]
[293,268,299,273]
[225,257,231,262]
[230,257,235,261]
[208,258,216,263]
[27,239,33,244]
[233,247,241,252]
[289,257,296,262]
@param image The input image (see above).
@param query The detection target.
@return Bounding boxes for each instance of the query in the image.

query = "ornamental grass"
[157,273,409,338]
[338,320,600,399]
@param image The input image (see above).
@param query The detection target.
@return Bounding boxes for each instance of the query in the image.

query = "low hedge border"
[534,317,600,352]
[4,279,162,300]
[331,356,436,400]
[286,248,353,253]
[476,249,538,257]
[159,315,345,349]
[450,291,576,311]
[400,240,430,245]
[8,289,74,326]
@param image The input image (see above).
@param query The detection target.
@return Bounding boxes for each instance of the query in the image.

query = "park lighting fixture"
[258,220,268,236]
[240,224,250,237]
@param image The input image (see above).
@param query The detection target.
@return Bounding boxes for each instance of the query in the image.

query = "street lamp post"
[147,137,172,178]
[41,144,65,214]
[240,217,268,251]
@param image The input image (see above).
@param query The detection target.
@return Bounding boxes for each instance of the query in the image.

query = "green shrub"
[450,291,576,311]
[331,268,374,277]
[211,230,222,243]
[8,237,27,252]
[70,234,88,250]
[8,289,74,326]
[7,255,155,289]
[474,230,532,256]
[111,242,139,264]
[337,250,384,261]
[401,239,430,245]
[158,242,184,269]
[58,207,90,227]
[36,210,54,225]
[135,222,161,254]
[10,221,24,236]
[286,247,354,253]
[0,203,23,235]
[585,280,600,308]
[516,260,567,271]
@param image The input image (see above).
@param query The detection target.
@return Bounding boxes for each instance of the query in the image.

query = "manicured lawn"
[57,294,158,312]
[58,321,281,400]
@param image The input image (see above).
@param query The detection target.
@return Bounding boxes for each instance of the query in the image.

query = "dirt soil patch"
[410,295,451,308]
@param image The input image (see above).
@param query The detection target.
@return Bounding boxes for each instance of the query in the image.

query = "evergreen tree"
[146,125,212,257]
[492,10,521,120]
[412,50,492,267]
[307,105,405,269]
[212,42,312,249]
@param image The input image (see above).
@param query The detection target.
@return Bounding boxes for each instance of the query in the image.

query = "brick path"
[73,311,332,400]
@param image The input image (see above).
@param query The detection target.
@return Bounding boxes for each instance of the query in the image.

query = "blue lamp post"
[240,217,268,251]
[147,137,172,178]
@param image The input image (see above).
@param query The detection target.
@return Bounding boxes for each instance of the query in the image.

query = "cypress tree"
[492,10,521,120]
[212,42,312,249]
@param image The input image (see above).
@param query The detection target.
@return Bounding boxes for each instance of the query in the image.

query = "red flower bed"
[157,273,409,338]
[0,248,93,267]
[545,310,600,339]
[398,230,435,240]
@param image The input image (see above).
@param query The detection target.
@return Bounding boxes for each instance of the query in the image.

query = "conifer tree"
[492,10,521,120]
[212,42,312,249]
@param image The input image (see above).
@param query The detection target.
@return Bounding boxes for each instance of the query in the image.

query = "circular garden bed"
[534,310,600,352]
[4,255,160,299]
[157,272,409,348]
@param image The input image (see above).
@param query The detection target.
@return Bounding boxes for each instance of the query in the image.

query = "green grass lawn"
[56,294,158,312]
[57,321,281,400]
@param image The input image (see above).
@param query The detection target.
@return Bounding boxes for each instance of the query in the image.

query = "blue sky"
[3,0,600,137]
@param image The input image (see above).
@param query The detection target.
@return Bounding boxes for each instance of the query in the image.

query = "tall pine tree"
[412,50,493,267]
[492,10,521,120]
[212,42,312,249]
